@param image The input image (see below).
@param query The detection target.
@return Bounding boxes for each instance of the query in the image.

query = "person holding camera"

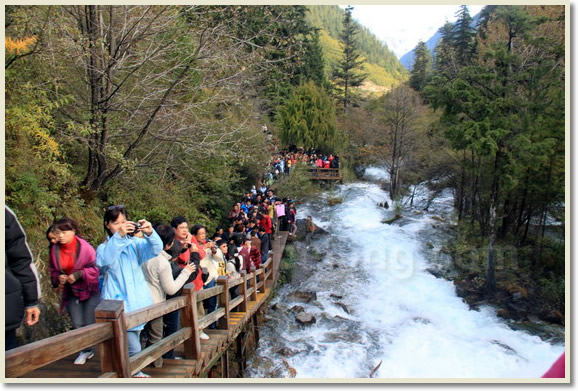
[96,205,163,378]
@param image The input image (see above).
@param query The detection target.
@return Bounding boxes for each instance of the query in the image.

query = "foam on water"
[247,168,564,379]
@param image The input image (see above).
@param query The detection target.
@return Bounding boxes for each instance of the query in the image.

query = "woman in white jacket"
[141,224,196,367]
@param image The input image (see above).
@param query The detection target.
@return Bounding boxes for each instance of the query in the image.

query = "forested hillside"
[306,5,408,90]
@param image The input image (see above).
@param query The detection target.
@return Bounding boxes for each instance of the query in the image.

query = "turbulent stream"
[246,167,565,379]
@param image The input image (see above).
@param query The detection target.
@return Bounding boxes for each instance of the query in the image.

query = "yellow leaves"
[5,35,37,55]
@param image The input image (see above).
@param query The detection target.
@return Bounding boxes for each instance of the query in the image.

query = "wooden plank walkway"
[17,232,289,379]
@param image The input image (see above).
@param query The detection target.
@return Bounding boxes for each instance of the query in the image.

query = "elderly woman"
[141,224,196,367]
[48,218,101,365]
[96,205,162,378]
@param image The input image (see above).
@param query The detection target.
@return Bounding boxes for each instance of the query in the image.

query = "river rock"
[335,302,350,314]
[542,310,563,324]
[426,267,444,279]
[330,294,343,300]
[497,308,509,318]
[382,214,402,224]
[328,197,343,206]
[276,347,299,357]
[295,219,328,240]
[288,291,317,303]
[512,292,524,302]
[322,332,362,344]
[296,312,316,325]
[291,305,304,313]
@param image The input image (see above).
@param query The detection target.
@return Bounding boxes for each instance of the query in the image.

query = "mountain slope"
[307,5,408,90]
[400,12,481,70]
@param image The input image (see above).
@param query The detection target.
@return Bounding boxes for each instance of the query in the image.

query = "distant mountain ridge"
[400,12,481,70]
[306,5,408,90]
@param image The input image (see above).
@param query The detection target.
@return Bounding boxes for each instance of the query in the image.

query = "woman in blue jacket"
[96,205,162,378]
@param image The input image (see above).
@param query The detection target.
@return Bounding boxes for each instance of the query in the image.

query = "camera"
[128,222,142,236]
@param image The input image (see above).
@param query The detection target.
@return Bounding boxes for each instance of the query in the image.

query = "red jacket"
[239,246,261,271]
[259,215,273,234]
[188,235,206,291]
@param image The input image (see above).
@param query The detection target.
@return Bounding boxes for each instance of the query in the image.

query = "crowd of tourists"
[8,169,303,378]
[263,148,340,186]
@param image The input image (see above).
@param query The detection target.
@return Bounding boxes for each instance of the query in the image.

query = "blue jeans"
[67,293,101,354]
[203,279,217,329]
[127,330,142,357]
[162,310,180,359]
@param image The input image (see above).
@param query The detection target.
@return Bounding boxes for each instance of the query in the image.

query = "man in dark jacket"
[257,226,271,264]
[5,205,41,350]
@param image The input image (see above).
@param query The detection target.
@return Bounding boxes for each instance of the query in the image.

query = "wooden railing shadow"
[5,250,278,378]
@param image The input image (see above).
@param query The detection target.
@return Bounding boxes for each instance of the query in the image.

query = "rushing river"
[246,167,565,379]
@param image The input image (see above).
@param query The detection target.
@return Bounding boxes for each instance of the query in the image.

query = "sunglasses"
[107,205,126,210]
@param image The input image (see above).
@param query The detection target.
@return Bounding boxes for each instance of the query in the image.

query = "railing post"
[250,266,257,301]
[259,264,267,294]
[239,271,248,312]
[217,276,229,330]
[95,300,131,378]
[181,284,201,360]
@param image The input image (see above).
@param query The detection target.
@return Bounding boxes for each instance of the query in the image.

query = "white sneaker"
[132,371,151,378]
[200,332,210,340]
[74,351,94,365]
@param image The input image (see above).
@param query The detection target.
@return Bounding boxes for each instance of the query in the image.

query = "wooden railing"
[310,167,341,180]
[5,254,276,378]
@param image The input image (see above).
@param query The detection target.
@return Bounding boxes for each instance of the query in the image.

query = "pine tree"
[333,5,367,109]
[409,40,431,92]
[452,5,476,66]
[298,29,330,89]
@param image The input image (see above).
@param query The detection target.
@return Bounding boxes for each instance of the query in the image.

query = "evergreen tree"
[434,21,457,74]
[452,5,476,66]
[333,5,368,109]
[427,5,565,295]
[298,29,330,89]
[409,40,431,92]
[276,81,343,153]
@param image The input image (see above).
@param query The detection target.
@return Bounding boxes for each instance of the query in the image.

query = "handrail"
[6,232,288,378]
[130,327,192,375]
[5,323,113,378]
[125,295,188,330]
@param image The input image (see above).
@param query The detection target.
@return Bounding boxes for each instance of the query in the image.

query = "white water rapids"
[246,167,564,379]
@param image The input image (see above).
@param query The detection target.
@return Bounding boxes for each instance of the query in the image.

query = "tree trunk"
[485,151,501,296]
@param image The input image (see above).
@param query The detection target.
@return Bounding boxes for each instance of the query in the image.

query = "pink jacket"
[49,236,100,312]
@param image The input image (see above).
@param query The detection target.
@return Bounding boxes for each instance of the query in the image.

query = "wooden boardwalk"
[310,167,341,181]
[7,232,290,379]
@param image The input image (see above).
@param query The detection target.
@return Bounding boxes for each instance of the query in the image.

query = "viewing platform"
[310,167,341,181]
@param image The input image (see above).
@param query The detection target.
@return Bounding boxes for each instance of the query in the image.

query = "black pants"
[5,329,17,351]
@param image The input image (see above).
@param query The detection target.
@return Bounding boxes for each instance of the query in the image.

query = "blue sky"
[345,5,485,58]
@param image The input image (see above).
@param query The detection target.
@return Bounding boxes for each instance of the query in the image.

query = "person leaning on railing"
[141,224,196,368]
[96,205,163,378]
